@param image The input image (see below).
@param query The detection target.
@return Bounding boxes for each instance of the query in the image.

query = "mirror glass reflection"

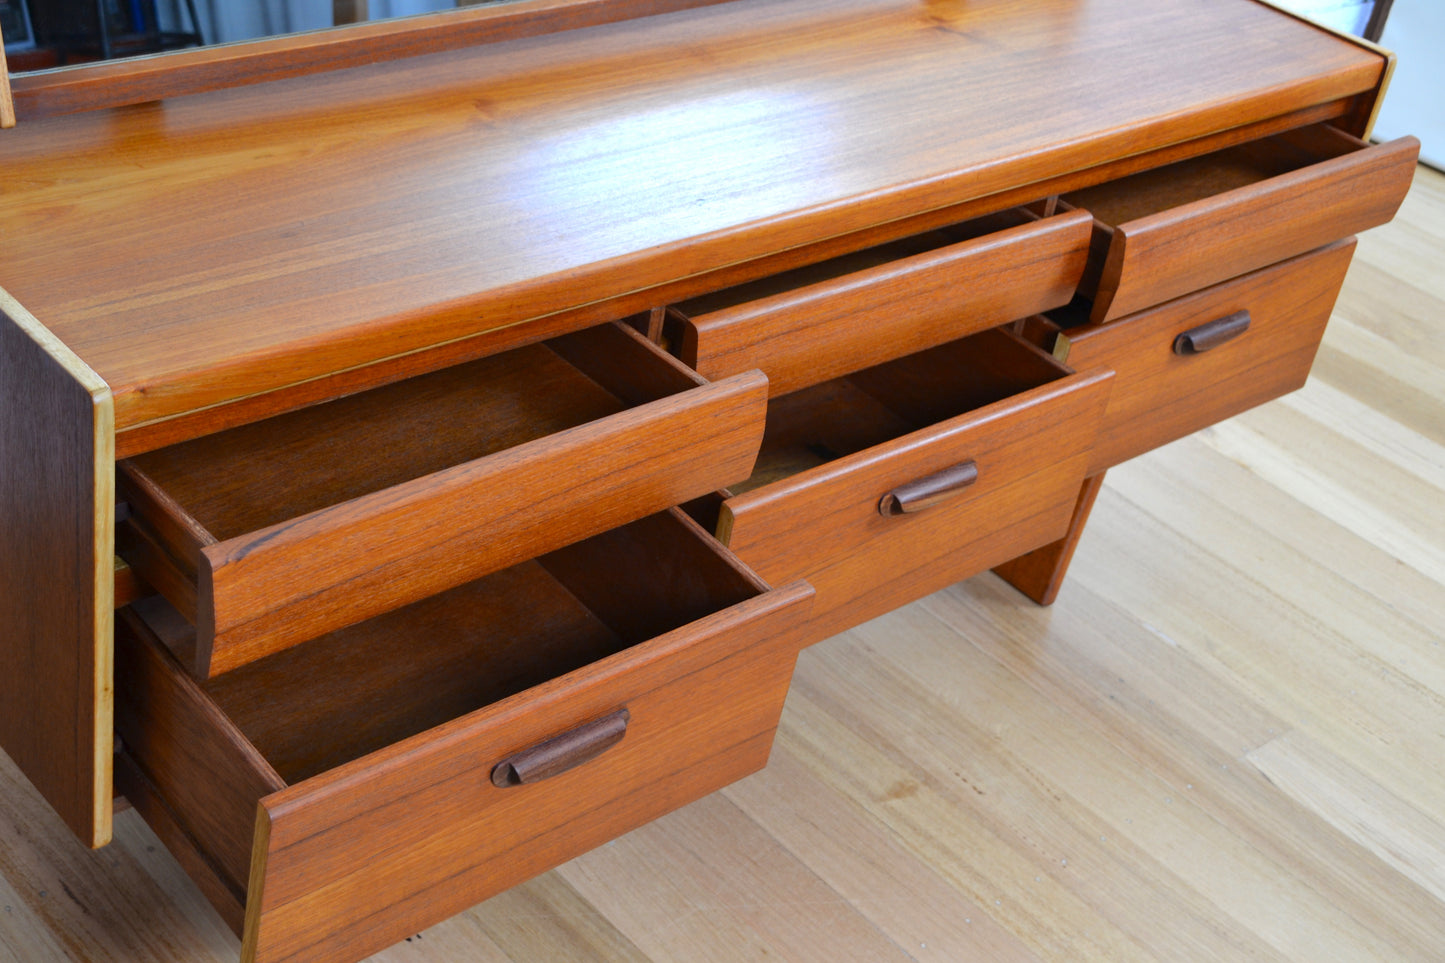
[2,0,510,73]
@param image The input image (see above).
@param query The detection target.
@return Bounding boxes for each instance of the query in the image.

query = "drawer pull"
[879,460,979,516]
[491,709,630,788]
[1173,311,1250,355]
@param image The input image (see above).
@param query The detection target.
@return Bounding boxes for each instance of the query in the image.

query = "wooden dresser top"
[0,0,1382,431]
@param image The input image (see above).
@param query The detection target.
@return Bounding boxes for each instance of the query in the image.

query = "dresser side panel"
[0,288,113,846]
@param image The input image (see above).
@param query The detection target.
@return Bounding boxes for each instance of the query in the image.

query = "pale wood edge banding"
[0,284,115,847]
[1250,0,1396,138]
[0,19,16,128]
[241,806,273,963]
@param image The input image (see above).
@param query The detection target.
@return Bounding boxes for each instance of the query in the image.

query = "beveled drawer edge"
[672,208,1093,396]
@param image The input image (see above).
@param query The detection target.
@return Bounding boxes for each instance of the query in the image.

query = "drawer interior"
[115,321,757,677]
[132,510,762,787]
[726,327,1068,497]
[118,507,810,958]
[1062,123,1361,228]
[670,207,1037,320]
[121,324,699,552]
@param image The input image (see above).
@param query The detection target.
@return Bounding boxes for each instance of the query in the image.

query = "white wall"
[1373,0,1444,168]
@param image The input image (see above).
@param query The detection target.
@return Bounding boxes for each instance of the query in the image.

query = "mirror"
[1,0,731,123]
[2,0,508,74]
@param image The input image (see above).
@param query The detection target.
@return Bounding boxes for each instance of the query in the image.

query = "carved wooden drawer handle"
[491,709,630,787]
[879,460,979,516]
[1173,310,1251,355]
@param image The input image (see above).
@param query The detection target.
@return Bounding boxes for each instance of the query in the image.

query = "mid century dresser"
[0,1,1418,960]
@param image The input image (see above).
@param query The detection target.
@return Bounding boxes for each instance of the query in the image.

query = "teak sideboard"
[0,1,1419,960]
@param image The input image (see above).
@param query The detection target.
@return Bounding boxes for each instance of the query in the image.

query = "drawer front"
[679,209,1092,395]
[719,369,1112,644]
[121,323,771,678]
[115,511,816,963]
[242,583,812,963]
[1082,130,1415,322]
[1057,239,1355,473]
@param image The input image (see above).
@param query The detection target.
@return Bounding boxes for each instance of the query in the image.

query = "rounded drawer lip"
[713,328,1114,641]
[116,322,770,680]
[1053,239,1357,474]
[1063,124,1418,324]
[113,508,815,963]
[669,206,1094,396]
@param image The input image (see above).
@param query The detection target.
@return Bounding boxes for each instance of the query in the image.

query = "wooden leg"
[992,471,1105,606]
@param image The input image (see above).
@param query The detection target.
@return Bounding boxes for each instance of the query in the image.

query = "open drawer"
[1051,239,1356,473]
[702,328,1112,645]
[1063,123,1417,323]
[116,323,768,678]
[115,509,814,963]
[665,205,1092,396]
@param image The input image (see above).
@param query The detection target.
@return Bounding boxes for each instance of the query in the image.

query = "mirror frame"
[2,0,738,123]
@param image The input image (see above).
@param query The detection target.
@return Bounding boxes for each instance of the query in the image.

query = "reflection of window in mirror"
[1267,0,1393,41]
[2,0,509,74]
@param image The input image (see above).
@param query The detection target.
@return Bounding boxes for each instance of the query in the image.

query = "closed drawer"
[114,509,814,963]
[667,206,1092,396]
[1064,124,1416,323]
[117,323,768,679]
[710,328,1112,644]
[1052,239,1356,473]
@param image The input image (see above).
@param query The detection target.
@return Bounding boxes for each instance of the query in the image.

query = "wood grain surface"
[1058,239,1357,474]
[992,472,1107,606]
[1077,126,1416,321]
[114,608,286,911]
[0,287,113,847]
[677,208,1091,395]
[237,519,814,963]
[120,325,768,677]
[5,0,746,120]
[0,0,1384,434]
[99,100,1357,462]
[0,158,1439,963]
[720,331,1112,643]
[113,510,814,962]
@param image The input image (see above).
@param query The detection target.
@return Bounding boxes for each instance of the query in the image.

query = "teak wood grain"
[243,585,812,963]
[114,606,287,907]
[1056,239,1357,475]
[117,509,814,963]
[0,287,113,847]
[0,89,1436,963]
[112,748,248,934]
[675,208,1092,396]
[992,472,1107,606]
[101,98,1353,462]
[1071,125,1417,322]
[196,511,799,785]
[120,324,769,677]
[0,0,1385,436]
[5,0,745,120]
[719,331,1112,643]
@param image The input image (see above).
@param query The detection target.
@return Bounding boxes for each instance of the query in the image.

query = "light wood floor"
[3,166,1442,963]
